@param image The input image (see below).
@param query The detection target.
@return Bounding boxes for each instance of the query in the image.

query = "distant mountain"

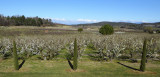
[75,21,160,27]
[141,22,160,25]
[74,21,160,29]
[75,21,137,26]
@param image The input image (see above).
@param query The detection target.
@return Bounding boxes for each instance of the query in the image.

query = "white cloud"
[52,18,99,24]
[118,20,150,23]
[77,19,98,22]
[53,18,66,21]
[51,18,153,25]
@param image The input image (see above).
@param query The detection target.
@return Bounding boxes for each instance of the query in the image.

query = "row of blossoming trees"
[0,33,160,71]
[9,37,148,72]
[0,34,160,60]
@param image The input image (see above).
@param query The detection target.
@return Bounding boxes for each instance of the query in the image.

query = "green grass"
[0,59,160,77]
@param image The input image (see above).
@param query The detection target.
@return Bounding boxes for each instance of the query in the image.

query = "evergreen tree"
[38,18,43,26]
[21,15,25,25]
[140,39,147,72]
[73,38,78,70]
[13,40,19,70]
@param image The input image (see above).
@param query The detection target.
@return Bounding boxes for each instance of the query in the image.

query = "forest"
[0,14,54,26]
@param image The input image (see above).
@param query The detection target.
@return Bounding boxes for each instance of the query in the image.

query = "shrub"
[78,28,83,33]
[73,38,78,70]
[140,39,147,72]
[99,24,114,35]
[13,40,19,70]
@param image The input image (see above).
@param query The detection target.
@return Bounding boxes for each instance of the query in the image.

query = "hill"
[76,21,136,26]
[74,21,160,29]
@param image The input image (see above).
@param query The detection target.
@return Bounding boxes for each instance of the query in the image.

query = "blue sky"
[0,0,160,24]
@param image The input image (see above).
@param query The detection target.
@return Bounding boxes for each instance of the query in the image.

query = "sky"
[0,0,160,24]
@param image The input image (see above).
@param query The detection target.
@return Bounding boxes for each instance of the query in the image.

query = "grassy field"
[0,26,144,37]
[0,59,160,77]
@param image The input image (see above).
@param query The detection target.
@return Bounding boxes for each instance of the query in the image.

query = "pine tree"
[73,38,78,70]
[13,40,19,70]
[140,39,147,72]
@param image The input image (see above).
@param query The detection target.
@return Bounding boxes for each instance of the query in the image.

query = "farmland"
[0,26,160,77]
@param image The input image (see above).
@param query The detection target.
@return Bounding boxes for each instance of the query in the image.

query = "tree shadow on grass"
[117,62,140,71]
[67,59,73,70]
[18,60,25,70]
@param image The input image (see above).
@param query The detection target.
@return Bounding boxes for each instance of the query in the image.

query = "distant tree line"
[120,24,144,30]
[0,14,55,26]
